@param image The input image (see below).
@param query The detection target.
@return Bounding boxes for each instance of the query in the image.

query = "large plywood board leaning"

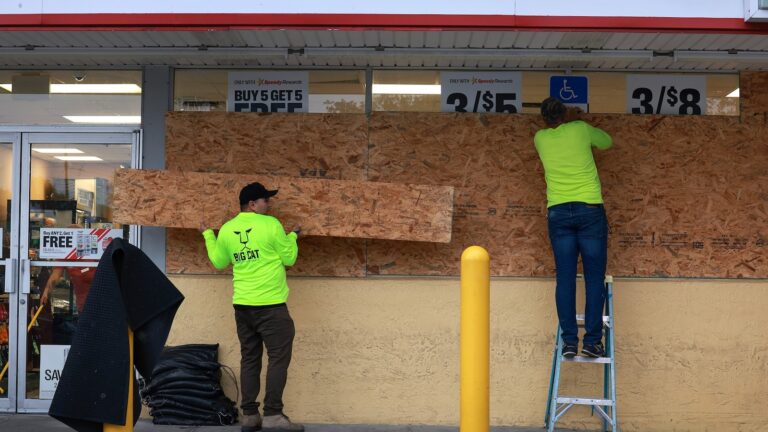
[113,169,455,243]
[164,112,369,276]
[366,112,768,278]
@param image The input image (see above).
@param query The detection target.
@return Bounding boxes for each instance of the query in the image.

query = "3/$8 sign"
[626,75,706,115]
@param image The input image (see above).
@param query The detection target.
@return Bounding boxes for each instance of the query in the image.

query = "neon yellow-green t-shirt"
[202,212,298,306]
[534,120,613,208]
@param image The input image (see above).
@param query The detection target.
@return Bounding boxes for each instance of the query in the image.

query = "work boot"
[241,413,262,432]
[263,413,304,431]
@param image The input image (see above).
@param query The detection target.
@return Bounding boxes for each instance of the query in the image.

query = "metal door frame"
[0,131,22,413]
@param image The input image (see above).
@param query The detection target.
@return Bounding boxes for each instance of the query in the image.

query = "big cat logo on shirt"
[233,228,260,262]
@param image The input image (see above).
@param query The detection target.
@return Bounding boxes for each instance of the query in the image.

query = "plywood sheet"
[166,228,366,277]
[165,112,368,180]
[366,112,768,278]
[740,71,768,122]
[164,112,370,277]
[114,169,454,243]
[162,72,768,278]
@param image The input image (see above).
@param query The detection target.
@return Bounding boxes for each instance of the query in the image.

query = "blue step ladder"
[545,275,617,432]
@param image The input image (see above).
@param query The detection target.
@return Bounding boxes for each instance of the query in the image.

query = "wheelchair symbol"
[559,79,577,101]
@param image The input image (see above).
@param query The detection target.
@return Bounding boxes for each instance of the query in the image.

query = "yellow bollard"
[104,329,134,432]
[460,246,490,432]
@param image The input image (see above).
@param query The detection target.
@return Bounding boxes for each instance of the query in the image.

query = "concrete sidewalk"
[0,415,588,431]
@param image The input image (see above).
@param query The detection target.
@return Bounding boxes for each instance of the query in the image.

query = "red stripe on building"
[0,13,766,34]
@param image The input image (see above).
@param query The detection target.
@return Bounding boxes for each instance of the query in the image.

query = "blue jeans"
[547,202,608,346]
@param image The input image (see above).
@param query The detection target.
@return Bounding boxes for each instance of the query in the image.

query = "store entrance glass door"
[0,128,139,413]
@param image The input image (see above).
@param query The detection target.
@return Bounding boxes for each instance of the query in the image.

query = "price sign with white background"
[627,75,706,115]
[40,345,70,399]
[39,228,122,260]
[228,71,309,113]
[441,71,522,113]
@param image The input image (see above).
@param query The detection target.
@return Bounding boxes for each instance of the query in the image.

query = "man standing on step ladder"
[534,97,613,359]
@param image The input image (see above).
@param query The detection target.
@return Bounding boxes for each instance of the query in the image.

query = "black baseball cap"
[239,182,278,205]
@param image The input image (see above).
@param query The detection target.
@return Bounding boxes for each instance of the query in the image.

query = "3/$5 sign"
[441,71,523,113]
[227,71,309,112]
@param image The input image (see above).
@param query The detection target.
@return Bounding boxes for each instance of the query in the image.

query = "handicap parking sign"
[549,76,589,111]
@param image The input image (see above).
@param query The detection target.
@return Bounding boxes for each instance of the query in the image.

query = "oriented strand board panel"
[367,112,768,278]
[163,72,768,278]
[367,113,551,276]
[166,228,366,277]
[164,112,369,277]
[114,169,454,243]
[165,112,368,180]
[740,71,768,123]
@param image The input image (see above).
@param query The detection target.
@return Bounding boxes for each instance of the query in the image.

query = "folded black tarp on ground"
[49,238,184,432]
[141,344,238,426]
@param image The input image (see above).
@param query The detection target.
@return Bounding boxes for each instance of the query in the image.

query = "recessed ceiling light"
[54,156,103,161]
[1,84,142,94]
[372,84,441,95]
[32,148,84,154]
[63,116,141,124]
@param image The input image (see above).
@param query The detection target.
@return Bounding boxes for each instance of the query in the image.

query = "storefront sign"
[549,75,589,112]
[39,228,122,260]
[40,344,70,399]
[441,71,522,113]
[626,75,706,115]
[227,71,309,113]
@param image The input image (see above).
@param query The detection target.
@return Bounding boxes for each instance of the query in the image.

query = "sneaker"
[582,342,605,358]
[562,344,578,358]
[241,413,262,432]
[263,414,304,432]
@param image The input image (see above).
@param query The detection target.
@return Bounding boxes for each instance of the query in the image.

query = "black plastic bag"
[140,344,238,426]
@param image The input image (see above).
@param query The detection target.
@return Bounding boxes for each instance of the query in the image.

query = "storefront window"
[0,70,142,124]
[175,68,739,116]
[174,70,366,113]
[521,71,739,116]
[372,70,739,116]
[372,70,441,112]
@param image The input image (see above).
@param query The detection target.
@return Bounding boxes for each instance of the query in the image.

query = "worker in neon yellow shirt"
[534,97,613,360]
[201,182,303,432]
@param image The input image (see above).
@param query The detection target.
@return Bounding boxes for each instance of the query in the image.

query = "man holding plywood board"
[200,182,304,432]
[535,97,614,359]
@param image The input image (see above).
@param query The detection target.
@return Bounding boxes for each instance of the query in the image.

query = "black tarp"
[49,238,184,432]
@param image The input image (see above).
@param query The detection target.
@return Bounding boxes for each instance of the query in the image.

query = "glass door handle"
[20,259,30,294]
[3,258,16,293]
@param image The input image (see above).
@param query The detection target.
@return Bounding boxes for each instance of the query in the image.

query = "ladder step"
[575,314,610,323]
[557,397,614,406]
[561,355,612,364]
